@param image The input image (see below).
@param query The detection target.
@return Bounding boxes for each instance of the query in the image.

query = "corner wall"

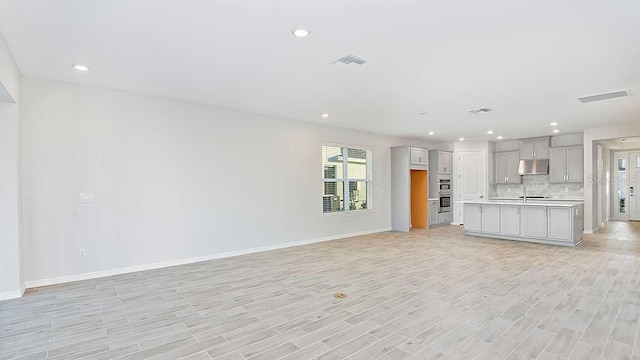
[0,31,22,300]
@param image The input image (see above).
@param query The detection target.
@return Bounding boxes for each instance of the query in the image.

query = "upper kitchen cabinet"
[520,137,550,159]
[495,151,521,184]
[410,147,429,167]
[437,151,453,174]
[550,146,583,183]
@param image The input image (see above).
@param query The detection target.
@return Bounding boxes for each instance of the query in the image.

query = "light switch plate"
[79,193,94,203]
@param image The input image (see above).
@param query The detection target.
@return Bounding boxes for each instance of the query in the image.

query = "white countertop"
[428,198,439,201]
[488,197,584,202]
[459,199,584,207]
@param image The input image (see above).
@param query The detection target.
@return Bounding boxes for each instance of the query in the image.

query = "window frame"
[322,143,373,215]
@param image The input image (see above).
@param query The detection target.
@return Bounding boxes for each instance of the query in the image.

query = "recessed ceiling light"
[550,122,558,126]
[553,129,560,133]
[487,130,494,134]
[74,64,89,71]
[459,137,465,141]
[428,131,435,135]
[291,28,310,38]
[497,136,504,140]
[321,113,329,118]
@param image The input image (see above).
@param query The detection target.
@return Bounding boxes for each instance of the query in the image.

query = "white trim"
[24,228,391,289]
[584,229,595,234]
[0,290,23,301]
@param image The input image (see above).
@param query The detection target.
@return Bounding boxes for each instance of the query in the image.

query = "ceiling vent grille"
[578,90,630,103]
[468,107,492,114]
[333,54,368,68]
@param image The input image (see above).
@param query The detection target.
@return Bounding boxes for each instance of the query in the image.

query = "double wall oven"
[438,177,451,213]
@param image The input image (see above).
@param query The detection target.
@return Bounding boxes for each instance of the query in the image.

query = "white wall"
[20,78,444,285]
[584,120,640,232]
[0,31,22,299]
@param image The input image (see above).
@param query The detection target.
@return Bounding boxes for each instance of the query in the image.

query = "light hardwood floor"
[2,221,640,360]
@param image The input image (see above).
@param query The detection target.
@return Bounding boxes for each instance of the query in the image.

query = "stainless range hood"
[518,159,549,175]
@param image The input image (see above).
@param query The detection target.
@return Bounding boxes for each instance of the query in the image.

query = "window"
[322,145,370,213]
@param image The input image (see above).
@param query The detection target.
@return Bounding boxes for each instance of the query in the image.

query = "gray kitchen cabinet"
[521,206,548,238]
[438,151,453,174]
[464,204,482,232]
[410,147,429,166]
[481,204,501,234]
[501,205,521,236]
[550,146,583,183]
[506,151,520,183]
[438,212,452,225]
[547,207,572,241]
[495,151,521,184]
[520,138,550,159]
[549,147,566,183]
[463,201,583,247]
[495,152,507,184]
[566,146,584,182]
[428,200,439,226]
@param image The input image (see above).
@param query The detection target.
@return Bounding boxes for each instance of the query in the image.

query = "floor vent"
[578,90,630,103]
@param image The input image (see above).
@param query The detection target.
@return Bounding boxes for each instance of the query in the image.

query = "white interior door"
[455,150,486,224]
[630,152,640,221]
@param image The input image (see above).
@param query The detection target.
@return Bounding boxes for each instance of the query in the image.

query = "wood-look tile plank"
[0,222,639,360]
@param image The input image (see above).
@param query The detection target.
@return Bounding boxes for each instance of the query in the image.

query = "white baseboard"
[24,227,391,289]
[584,229,595,235]
[0,289,23,301]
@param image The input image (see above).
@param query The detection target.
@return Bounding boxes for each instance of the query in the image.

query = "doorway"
[630,152,640,221]
[410,170,428,228]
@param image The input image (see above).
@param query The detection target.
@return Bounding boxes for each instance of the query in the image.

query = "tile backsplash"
[495,175,584,198]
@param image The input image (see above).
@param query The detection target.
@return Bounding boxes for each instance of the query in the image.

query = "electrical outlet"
[79,249,87,258]
[564,187,569,193]
[508,188,511,193]
[79,193,95,203]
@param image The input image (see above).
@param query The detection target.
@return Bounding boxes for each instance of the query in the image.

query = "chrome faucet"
[522,186,527,203]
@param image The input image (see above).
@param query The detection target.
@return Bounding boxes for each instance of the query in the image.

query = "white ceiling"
[1,0,639,141]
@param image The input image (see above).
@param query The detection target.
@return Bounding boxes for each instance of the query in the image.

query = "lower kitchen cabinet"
[548,207,572,241]
[438,212,452,225]
[521,206,548,239]
[481,204,501,233]
[464,203,482,232]
[501,205,521,236]
[463,202,583,246]
[428,200,438,226]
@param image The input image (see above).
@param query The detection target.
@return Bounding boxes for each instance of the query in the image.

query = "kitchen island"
[461,199,584,247]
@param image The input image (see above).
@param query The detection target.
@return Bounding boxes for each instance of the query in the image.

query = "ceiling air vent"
[468,107,492,114]
[578,90,629,103]
[332,54,368,68]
